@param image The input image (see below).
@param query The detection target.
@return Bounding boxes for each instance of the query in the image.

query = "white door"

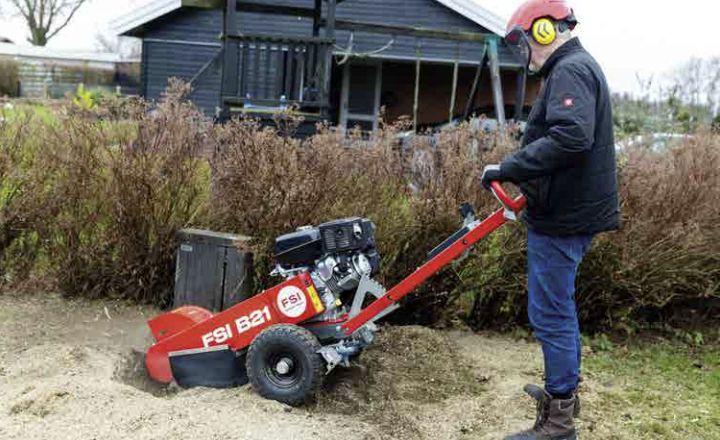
[340,61,382,131]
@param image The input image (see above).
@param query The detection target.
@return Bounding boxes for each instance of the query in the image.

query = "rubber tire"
[246,324,325,406]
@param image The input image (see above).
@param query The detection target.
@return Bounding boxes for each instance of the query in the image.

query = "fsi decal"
[201,306,273,347]
[277,286,307,318]
[201,323,233,348]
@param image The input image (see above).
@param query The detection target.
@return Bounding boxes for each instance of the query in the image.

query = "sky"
[1,0,719,95]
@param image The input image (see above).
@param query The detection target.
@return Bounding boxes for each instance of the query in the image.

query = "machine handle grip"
[490,181,526,213]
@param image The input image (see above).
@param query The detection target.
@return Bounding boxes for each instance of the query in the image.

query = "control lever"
[490,181,526,221]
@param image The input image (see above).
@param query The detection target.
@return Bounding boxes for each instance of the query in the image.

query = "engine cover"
[273,218,376,269]
[319,218,375,253]
[274,228,322,266]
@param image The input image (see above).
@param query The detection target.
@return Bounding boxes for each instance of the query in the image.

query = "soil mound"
[314,325,486,439]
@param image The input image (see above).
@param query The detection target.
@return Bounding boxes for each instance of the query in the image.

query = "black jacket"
[500,38,619,236]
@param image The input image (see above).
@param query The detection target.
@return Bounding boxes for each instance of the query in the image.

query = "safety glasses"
[504,26,532,69]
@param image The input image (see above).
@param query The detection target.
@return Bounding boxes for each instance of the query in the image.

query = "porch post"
[488,37,505,126]
[413,42,422,132]
[463,44,486,120]
[514,67,527,121]
[221,0,240,99]
[449,43,459,123]
[321,0,336,116]
[313,0,322,37]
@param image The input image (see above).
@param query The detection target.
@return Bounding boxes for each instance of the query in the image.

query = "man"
[481,1,620,439]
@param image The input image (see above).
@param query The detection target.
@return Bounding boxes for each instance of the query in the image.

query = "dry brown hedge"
[1,84,718,330]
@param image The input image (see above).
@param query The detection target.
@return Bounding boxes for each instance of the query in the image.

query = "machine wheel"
[246,324,325,406]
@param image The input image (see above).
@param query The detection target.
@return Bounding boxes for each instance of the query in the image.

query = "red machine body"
[146,272,325,383]
[145,182,526,388]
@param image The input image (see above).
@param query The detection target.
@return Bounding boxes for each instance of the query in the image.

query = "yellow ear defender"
[532,18,557,45]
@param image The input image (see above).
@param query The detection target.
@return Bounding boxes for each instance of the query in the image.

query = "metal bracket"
[349,276,399,323]
[318,346,344,374]
[491,191,518,221]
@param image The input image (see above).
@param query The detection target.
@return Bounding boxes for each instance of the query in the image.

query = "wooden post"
[413,41,422,132]
[311,0,321,91]
[313,0,321,37]
[463,44,486,120]
[514,67,527,121]
[449,44,459,123]
[221,0,240,98]
[321,0,336,115]
[487,38,505,126]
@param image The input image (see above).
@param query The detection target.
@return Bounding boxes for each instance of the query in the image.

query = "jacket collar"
[538,37,584,77]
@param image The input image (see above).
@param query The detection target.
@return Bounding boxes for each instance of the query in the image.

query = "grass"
[1,102,56,124]
[584,339,720,439]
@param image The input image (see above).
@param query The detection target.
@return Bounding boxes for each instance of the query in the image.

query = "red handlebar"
[490,181,526,213]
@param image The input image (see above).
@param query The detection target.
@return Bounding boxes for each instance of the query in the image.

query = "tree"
[6,0,88,46]
[668,57,720,121]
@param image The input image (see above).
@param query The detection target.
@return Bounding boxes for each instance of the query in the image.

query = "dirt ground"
[0,293,621,440]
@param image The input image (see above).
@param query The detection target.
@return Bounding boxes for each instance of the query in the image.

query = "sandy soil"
[0,293,607,440]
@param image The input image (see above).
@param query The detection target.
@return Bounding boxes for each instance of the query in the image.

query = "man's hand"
[481,164,503,190]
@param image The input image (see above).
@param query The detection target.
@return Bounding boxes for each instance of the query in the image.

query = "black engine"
[272,218,380,309]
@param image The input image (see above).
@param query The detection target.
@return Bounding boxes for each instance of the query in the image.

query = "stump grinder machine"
[145,183,525,406]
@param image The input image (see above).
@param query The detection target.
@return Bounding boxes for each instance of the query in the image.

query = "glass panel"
[348,65,377,115]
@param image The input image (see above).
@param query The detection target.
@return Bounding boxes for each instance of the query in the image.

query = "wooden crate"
[174,229,253,312]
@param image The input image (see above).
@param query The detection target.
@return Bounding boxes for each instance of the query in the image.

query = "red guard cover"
[146,272,325,383]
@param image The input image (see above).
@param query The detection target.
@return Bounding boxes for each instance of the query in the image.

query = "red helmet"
[506,0,577,34]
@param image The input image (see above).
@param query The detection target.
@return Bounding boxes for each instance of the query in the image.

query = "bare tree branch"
[5,0,88,46]
[46,0,86,41]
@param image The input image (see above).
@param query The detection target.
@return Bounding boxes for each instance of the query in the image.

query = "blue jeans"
[527,229,593,396]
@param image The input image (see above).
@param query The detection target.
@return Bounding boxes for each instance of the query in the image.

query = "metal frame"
[341,185,525,335]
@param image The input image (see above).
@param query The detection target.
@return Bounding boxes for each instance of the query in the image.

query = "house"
[114,0,540,132]
[0,42,141,98]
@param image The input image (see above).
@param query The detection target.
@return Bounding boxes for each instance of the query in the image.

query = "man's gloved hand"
[481,164,504,190]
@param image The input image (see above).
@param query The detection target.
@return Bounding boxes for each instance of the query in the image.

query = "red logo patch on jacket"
[562,97,575,108]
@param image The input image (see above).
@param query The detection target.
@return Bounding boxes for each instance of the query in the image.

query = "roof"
[435,0,506,35]
[112,0,184,37]
[0,42,124,66]
[113,0,508,37]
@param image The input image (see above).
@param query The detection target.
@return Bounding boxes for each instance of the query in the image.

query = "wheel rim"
[263,350,303,389]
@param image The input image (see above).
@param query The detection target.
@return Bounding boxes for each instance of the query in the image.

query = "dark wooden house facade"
[115,0,539,131]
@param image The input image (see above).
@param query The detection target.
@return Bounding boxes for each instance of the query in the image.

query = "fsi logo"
[276,286,307,318]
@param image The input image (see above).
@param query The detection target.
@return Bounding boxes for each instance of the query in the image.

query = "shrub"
[209,116,512,322]
[0,83,717,331]
[0,58,20,97]
[0,113,59,281]
[44,80,210,304]
[462,135,720,331]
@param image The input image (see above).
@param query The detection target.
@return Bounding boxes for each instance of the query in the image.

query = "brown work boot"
[503,385,577,440]
[525,384,581,418]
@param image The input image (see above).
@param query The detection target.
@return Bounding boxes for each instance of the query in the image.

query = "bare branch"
[5,0,88,46]
[46,0,86,41]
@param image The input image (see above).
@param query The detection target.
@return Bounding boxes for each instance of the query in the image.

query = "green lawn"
[584,339,720,439]
[1,101,56,123]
